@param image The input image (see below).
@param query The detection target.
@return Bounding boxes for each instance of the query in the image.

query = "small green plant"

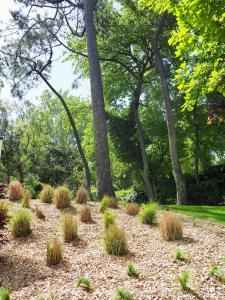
[11,209,31,237]
[104,224,128,256]
[209,265,225,283]
[174,248,188,261]
[100,195,108,213]
[76,276,91,292]
[139,203,157,225]
[21,190,31,208]
[174,269,191,292]
[0,200,9,229]
[126,262,139,277]
[113,287,133,300]
[40,185,54,204]
[0,287,10,300]
[103,211,115,229]
[47,239,63,266]
[192,217,201,227]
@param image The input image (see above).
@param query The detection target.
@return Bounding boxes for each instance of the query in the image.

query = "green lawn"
[160,205,225,225]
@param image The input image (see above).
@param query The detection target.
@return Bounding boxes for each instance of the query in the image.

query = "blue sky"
[0,0,91,104]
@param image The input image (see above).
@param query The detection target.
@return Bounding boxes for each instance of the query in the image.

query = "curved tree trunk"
[153,12,187,205]
[37,72,92,195]
[84,0,115,198]
[132,80,156,201]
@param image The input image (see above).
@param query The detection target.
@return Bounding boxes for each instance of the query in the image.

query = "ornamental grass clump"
[104,224,128,256]
[0,200,9,229]
[62,213,77,242]
[126,261,139,278]
[76,186,88,204]
[139,203,157,225]
[103,211,115,229]
[113,287,134,300]
[209,265,225,283]
[35,205,46,219]
[8,180,23,201]
[107,196,118,209]
[46,239,63,266]
[54,186,71,209]
[21,190,31,208]
[174,248,188,261]
[0,287,10,300]
[126,203,139,216]
[40,185,54,204]
[11,209,31,237]
[76,276,91,292]
[100,195,108,213]
[80,205,92,223]
[174,269,191,292]
[159,212,183,241]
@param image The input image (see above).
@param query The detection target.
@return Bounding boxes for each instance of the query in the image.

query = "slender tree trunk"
[153,12,187,205]
[84,0,115,198]
[37,72,92,195]
[17,162,24,183]
[132,80,155,201]
[193,105,201,202]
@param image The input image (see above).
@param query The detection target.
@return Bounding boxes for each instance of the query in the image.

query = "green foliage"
[100,196,108,213]
[103,211,115,229]
[40,185,54,204]
[192,217,201,227]
[76,276,91,292]
[0,287,10,300]
[126,262,139,278]
[11,209,31,237]
[174,269,191,292]
[139,203,157,224]
[24,174,42,198]
[104,225,128,256]
[209,266,225,283]
[174,248,188,261]
[113,287,134,300]
[0,200,9,229]
[21,190,31,208]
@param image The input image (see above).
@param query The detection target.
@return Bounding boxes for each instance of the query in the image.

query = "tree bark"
[131,79,156,201]
[193,105,201,202]
[153,12,187,205]
[37,72,92,195]
[84,0,115,198]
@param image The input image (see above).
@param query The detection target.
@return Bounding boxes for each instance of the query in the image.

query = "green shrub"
[54,186,71,209]
[47,239,63,266]
[113,287,133,300]
[100,196,108,213]
[21,190,31,208]
[24,174,42,198]
[0,200,9,229]
[139,203,157,225]
[104,225,128,256]
[126,262,139,277]
[0,287,10,300]
[76,276,91,292]
[209,265,225,283]
[174,248,188,261]
[62,213,77,242]
[40,185,54,204]
[11,209,31,237]
[103,211,115,229]
[174,269,191,292]
[76,186,88,204]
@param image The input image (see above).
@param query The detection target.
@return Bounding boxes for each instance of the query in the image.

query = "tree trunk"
[84,0,115,198]
[193,105,201,202]
[38,72,92,195]
[132,79,155,201]
[17,162,24,183]
[153,12,187,205]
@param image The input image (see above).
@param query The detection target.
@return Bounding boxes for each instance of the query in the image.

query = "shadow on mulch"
[0,254,48,291]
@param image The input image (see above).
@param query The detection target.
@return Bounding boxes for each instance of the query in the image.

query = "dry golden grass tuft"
[80,205,92,223]
[40,185,54,204]
[54,186,71,209]
[8,180,24,201]
[107,196,118,209]
[47,239,63,266]
[76,186,89,204]
[62,213,78,242]
[159,212,183,241]
[126,203,139,216]
[35,205,46,219]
